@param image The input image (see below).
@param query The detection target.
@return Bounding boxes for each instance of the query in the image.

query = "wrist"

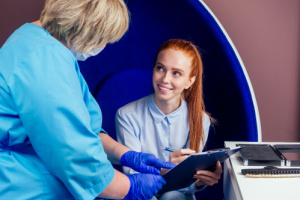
[120,150,135,166]
[195,180,205,188]
[123,175,133,200]
[195,182,207,192]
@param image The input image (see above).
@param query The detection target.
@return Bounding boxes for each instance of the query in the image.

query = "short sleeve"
[76,70,106,135]
[115,108,141,174]
[7,44,114,200]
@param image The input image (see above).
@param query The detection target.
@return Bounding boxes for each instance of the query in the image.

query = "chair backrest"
[79,0,261,199]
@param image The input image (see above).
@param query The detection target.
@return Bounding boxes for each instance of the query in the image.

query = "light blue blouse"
[0,23,114,200]
[116,94,210,193]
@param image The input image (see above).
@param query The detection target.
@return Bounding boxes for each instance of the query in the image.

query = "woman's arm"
[100,132,174,175]
[98,169,130,199]
[98,168,169,200]
[99,132,130,164]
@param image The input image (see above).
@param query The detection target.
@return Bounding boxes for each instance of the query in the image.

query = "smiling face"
[153,48,196,108]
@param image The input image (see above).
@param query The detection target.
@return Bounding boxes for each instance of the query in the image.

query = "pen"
[161,147,193,156]
[161,146,176,152]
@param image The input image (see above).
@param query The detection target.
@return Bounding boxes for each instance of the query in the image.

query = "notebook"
[242,166,300,178]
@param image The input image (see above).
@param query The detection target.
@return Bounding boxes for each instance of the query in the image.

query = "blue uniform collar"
[147,94,187,125]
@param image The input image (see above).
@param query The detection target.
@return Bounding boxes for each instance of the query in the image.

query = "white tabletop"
[224,141,300,200]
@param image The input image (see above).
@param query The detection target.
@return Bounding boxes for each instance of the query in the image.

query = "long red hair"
[154,39,212,152]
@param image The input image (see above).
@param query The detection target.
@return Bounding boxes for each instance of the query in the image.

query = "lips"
[158,84,172,91]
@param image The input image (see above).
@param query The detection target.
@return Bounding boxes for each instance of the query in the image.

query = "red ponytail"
[155,39,213,152]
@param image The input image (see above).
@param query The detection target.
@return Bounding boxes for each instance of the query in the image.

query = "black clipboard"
[159,146,245,194]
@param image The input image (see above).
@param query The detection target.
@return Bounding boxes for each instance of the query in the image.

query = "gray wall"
[1,0,300,142]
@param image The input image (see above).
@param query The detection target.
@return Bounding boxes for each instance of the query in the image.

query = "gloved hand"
[123,173,166,200]
[120,151,175,175]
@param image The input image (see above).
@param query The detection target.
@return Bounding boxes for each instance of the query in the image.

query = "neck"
[31,20,70,50]
[154,95,181,115]
[31,20,42,26]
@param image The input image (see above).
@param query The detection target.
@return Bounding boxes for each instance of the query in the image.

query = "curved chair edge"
[199,0,262,141]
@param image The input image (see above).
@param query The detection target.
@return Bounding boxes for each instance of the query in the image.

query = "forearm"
[98,169,130,199]
[99,132,130,164]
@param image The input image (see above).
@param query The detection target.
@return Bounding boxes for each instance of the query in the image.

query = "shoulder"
[3,24,65,52]
[1,24,74,72]
[116,95,150,119]
[0,24,76,85]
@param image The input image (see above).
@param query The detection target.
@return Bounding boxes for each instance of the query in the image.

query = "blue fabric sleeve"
[77,71,107,135]
[115,109,142,174]
[7,44,114,200]
[179,183,207,195]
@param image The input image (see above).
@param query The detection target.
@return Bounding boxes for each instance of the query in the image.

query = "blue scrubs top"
[0,23,114,200]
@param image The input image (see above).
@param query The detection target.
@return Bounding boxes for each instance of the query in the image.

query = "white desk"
[224,141,300,200]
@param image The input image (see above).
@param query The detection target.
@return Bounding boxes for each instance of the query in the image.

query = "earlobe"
[185,76,196,89]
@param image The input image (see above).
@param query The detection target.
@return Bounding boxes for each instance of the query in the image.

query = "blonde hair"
[155,39,214,152]
[40,0,129,52]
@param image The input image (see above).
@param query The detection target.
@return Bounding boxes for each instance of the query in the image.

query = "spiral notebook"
[242,166,300,178]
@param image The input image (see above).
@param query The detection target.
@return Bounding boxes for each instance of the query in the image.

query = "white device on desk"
[223,141,300,200]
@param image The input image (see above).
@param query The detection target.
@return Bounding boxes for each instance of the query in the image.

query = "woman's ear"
[185,76,196,89]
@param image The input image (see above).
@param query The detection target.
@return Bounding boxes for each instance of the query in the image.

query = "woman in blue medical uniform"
[0,0,174,199]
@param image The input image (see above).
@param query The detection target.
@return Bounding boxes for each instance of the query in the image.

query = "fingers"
[170,149,195,157]
[126,174,166,200]
[193,171,220,186]
[140,154,175,174]
[169,149,195,164]
[214,161,223,174]
[194,170,221,180]
[194,174,219,186]
[156,176,166,185]
[161,161,176,169]
[193,162,223,186]
[144,154,176,169]
[140,165,160,175]
[169,155,188,164]
[149,176,166,198]
[150,158,176,169]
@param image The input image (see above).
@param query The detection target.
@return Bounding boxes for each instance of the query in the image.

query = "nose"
[162,72,170,83]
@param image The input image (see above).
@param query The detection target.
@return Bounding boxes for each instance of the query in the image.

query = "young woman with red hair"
[116,39,222,200]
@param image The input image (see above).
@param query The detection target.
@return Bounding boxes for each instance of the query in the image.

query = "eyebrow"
[155,62,185,74]
[155,62,165,67]
[172,67,185,74]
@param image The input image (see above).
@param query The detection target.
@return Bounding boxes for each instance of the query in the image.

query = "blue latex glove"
[120,151,175,175]
[123,173,166,200]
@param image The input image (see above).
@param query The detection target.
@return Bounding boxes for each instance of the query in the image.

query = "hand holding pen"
[161,147,222,187]
[161,147,196,165]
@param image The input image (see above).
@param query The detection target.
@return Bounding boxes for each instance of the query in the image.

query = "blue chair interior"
[79,0,260,199]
